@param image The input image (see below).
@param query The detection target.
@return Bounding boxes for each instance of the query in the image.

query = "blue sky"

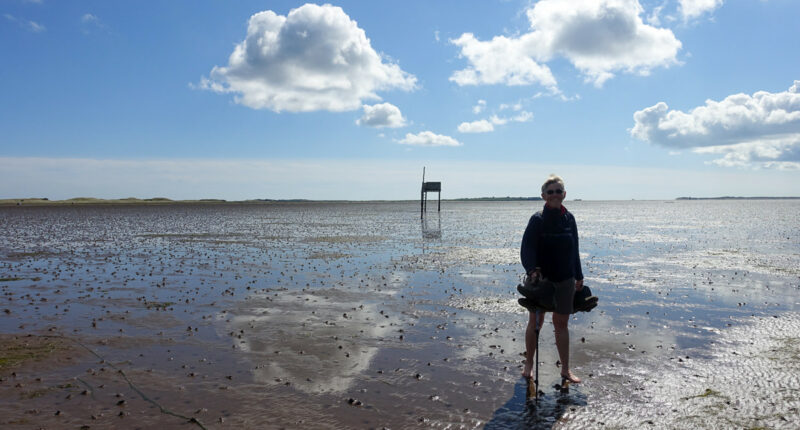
[1,0,799,200]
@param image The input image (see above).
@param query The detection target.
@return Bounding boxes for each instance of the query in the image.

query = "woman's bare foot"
[522,361,533,378]
[561,371,581,383]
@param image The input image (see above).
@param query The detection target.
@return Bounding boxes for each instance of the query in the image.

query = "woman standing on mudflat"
[519,174,584,384]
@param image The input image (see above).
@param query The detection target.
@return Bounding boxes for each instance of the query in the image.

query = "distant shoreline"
[0,196,545,206]
[675,196,800,200]
[0,197,334,207]
[3,196,799,206]
[445,197,543,201]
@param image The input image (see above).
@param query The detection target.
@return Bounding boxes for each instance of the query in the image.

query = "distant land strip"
[675,196,800,200]
[0,196,543,206]
[446,197,542,201]
[4,196,799,206]
[0,197,323,206]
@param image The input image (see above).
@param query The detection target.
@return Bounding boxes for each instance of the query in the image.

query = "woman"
[519,174,584,383]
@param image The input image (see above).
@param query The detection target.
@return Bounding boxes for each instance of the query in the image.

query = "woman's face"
[541,182,566,208]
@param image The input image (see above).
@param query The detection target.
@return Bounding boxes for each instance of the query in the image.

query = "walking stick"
[534,308,540,399]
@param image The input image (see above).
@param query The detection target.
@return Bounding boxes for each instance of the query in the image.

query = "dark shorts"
[523,276,576,315]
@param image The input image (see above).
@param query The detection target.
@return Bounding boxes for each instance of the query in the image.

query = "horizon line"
[4,196,800,206]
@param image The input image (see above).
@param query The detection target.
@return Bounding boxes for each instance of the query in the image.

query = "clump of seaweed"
[0,336,70,371]
[145,301,175,310]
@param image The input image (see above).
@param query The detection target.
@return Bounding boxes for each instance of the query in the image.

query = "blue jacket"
[520,205,584,282]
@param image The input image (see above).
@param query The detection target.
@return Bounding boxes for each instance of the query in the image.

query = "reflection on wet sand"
[223,288,403,394]
[1,201,798,428]
[422,214,442,240]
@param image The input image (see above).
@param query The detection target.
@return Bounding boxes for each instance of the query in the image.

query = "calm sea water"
[1,200,798,428]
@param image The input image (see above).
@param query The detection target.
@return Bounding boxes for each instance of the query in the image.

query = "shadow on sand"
[484,377,587,430]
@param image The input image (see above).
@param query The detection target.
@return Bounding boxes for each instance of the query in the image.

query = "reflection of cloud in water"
[442,295,573,378]
[616,247,799,277]
[436,299,523,376]
[573,310,679,361]
[593,246,795,308]
[445,293,681,380]
[687,248,800,277]
[401,247,518,270]
[222,289,402,394]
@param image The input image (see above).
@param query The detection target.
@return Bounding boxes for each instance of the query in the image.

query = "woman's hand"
[575,279,584,291]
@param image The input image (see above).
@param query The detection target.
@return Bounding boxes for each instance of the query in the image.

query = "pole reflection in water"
[421,213,442,239]
[421,213,442,255]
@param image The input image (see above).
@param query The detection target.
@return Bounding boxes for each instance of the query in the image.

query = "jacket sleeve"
[571,215,584,281]
[520,215,540,274]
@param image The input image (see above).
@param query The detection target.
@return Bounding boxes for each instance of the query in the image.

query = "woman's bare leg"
[553,312,581,383]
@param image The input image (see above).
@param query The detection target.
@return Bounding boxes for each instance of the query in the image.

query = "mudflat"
[1,200,798,429]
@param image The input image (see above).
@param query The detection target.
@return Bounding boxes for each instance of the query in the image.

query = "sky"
[1,0,799,201]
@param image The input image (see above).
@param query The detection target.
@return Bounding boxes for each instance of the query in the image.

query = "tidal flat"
[0,200,798,429]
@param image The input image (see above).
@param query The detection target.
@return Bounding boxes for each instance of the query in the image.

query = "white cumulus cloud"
[450,32,558,89]
[458,120,494,133]
[399,131,462,147]
[459,111,533,133]
[357,103,407,128]
[490,115,508,126]
[473,99,487,114]
[679,0,724,21]
[491,111,534,124]
[201,4,417,112]
[450,0,681,89]
[511,111,534,122]
[631,81,800,169]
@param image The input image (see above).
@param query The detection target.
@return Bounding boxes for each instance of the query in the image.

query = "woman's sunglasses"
[545,189,564,195]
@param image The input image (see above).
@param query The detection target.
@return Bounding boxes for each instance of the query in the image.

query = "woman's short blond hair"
[541,174,565,193]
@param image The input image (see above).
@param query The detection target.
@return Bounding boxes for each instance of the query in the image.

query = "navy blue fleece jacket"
[520,205,584,282]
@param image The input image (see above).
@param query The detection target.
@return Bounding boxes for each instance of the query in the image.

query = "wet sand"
[1,201,799,428]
